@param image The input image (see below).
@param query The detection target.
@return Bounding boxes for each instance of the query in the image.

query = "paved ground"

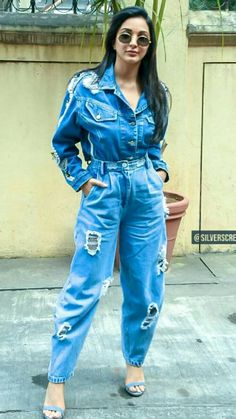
[0,253,236,418]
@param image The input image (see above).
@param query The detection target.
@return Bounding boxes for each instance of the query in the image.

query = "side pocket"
[83,166,99,199]
[155,171,164,186]
[150,166,164,186]
[83,184,97,199]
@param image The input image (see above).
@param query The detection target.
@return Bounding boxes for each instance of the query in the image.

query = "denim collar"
[99,64,117,90]
[99,64,148,114]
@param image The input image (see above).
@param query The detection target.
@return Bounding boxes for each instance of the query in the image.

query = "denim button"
[130,121,136,126]
[96,114,101,120]
[128,140,135,146]
[122,162,128,168]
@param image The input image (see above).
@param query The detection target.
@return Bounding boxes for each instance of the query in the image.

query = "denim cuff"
[124,357,144,367]
[48,370,74,383]
[72,171,93,192]
[151,160,169,183]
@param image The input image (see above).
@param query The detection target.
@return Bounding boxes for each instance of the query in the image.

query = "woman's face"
[113,17,151,66]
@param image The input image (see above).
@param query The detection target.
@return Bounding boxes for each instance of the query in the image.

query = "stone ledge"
[0,12,104,45]
[0,12,104,28]
[187,10,236,46]
[0,30,103,45]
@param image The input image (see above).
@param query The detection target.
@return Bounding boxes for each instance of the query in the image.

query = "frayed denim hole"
[163,195,170,219]
[84,230,102,256]
[57,322,72,341]
[141,302,159,330]
[157,244,168,275]
[99,276,114,298]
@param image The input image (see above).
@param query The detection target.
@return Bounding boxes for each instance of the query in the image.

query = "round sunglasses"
[118,32,151,47]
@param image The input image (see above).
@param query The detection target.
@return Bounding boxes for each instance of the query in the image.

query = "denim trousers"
[48,155,168,383]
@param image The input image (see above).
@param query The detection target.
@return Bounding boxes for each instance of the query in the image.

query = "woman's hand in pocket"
[81,178,108,197]
[156,170,167,183]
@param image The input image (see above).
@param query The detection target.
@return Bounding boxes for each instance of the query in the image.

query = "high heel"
[124,381,145,397]
[43,405,65,418]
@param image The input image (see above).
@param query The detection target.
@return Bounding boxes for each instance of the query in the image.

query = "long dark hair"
[80,6,171,144]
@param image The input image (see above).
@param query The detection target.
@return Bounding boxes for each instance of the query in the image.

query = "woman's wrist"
[156,169,167,182]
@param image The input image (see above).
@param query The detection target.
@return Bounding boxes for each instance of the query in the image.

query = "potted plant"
[164,191,189,264]
[160,138,189,264]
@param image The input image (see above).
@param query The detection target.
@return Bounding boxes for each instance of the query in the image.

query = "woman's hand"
[81,178,108,197]
[156,170,167,183]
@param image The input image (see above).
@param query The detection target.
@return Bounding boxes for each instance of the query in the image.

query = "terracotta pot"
[164,191,189,264]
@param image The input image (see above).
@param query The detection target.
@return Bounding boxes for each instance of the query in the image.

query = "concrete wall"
[0,1,235,258]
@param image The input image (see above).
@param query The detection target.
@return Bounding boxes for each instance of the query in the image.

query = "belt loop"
[101,161,104,175]
[145,154,150,168]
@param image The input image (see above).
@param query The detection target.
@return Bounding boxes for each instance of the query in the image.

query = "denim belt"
[88,155,150,174]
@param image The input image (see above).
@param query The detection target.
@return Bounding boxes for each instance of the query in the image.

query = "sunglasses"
[118,32,151,47]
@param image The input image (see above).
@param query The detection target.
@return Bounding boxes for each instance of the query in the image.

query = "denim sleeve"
[51,83,92,192]
[147,82,170,183]
[148,142,169,183]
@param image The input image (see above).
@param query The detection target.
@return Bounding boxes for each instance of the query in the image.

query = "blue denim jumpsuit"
[48,64,170,383]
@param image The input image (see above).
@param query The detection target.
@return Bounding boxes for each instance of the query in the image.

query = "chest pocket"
[85,100,117,122]
[145,114,155,125]
[141,113,156,145]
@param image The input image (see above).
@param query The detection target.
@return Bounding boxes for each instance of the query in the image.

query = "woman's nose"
[129,35,138,46]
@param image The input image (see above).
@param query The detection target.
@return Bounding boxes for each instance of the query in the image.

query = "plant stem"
[155,0,166,43]
[152,0,159,26]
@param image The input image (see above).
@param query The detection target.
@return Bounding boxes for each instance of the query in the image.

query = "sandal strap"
[43,405,64,414]
[125,381,145,388]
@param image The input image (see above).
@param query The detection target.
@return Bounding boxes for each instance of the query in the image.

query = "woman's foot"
[125,363,145,395]
[43,382,65,418]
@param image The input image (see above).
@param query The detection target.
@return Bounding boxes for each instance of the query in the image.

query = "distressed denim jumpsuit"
[48,64,170,383]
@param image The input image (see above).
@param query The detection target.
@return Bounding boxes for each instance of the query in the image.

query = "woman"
[43,6,171,418]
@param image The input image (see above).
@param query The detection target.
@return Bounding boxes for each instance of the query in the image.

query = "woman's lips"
[126,51,138,56]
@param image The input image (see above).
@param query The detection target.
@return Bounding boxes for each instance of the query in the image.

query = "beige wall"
[0,46,102,257]
[0,1,235,257]
[158,3,236,255]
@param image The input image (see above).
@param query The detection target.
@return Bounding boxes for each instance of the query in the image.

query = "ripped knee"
[57,322,72,341]
[141,303,159,330]
[84,230,102,256]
